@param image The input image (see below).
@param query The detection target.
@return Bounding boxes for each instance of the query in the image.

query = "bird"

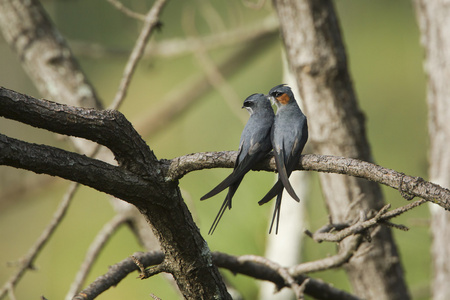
[201,93,275,234]
[259,84,308,234]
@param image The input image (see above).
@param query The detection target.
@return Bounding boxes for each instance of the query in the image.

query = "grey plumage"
[201,93,274,234]
[259,84,308,234]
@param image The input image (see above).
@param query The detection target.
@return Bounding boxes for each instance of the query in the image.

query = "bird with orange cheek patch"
[259,84,308,234]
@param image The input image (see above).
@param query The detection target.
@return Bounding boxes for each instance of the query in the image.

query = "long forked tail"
[208,198,229,234]
[268,193,283,234]
[208,180,241,234]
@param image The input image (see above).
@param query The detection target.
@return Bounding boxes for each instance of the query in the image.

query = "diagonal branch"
[306,200,427,243]
[0,183,79,299]
[109,0,168,110]
[74,251,165,300]
[288,235,362,275]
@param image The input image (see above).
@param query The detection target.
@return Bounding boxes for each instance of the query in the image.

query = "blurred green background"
[0,0,429,299]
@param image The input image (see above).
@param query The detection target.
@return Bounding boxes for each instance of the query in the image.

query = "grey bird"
[259,84,308,234]
[201,93,274,234]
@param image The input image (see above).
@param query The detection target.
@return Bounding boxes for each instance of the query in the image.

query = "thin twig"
[289,235,362,275]
[133,34,274,139]
[0,182,79,299]
[71,15,278,59]
[106,0,146,20]
[108,0,168,110]
[65,213,131,300]
[307,200,426,243]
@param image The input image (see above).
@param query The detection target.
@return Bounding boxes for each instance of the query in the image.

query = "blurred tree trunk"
[259,60,310,300]
[271,0,410,299]
[414,1,450,299]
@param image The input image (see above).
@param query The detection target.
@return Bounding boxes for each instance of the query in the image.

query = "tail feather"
[268,193,283,234]
[208,179,241,234]
[258,180,283,205]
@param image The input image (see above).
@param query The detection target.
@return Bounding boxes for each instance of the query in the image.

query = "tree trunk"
[0,1,232,298]
[271,0,410,299]
[414,1,450,299]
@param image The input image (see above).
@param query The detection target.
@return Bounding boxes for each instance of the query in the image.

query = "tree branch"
[305,200,426,243]
[73,251,165,300]
[75,251,362,300]
[0,134,156,206]
[0,86,157,175]
[165,152,450,209]
[288,235,362,275]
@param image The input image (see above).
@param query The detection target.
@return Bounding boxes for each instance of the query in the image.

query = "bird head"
[268,84,294,106]
[242,93,270,115]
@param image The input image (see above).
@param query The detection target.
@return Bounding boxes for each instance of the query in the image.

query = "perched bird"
[259,84,308,234]
[201,93,274,234]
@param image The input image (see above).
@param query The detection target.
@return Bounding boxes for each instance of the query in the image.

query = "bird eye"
[243,101,252,107]
[273,92,282,97]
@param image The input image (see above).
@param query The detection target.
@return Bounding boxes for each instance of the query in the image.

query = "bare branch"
[236,255,304,299]
[74,252,165,300]
[213,252,361,300]
[70,16,278,59]
[134,32,275,139]
[0,134,152,207]
[0,183,79,299]
[166,152,450,209]
[109,0,168,110]
[0,87,158,175]
[105,0,146,20]
[289,235,362,275]
[307,200,426,243]
[76,251,361,300]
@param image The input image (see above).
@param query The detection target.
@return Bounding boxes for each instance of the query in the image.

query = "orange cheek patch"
[276,93,290,105]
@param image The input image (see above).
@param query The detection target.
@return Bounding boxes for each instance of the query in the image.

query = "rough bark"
[0,87,231,299]
[414,1,450,299]
[271,0,410,299]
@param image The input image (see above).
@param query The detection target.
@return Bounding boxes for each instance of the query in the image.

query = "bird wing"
[200,133,270,201]
[272,143,301,202]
